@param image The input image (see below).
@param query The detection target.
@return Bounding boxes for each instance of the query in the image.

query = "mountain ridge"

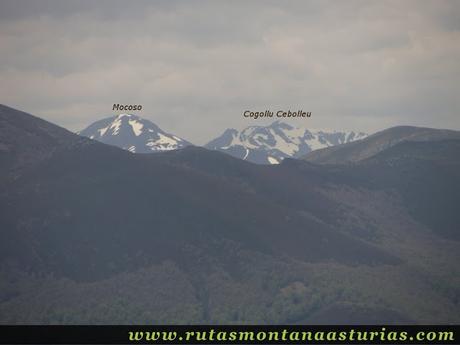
[303,125,460,164]
[0,104,92,182]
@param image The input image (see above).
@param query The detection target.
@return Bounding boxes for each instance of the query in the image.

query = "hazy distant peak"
[79,114,191,153]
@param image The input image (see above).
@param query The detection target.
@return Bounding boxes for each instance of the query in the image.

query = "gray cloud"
[0,0,459,144]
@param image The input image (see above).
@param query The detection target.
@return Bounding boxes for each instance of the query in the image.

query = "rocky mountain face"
[1,105,459,324]
[303,125,460,164]
[205,121,367,164]
[78,114,191,153]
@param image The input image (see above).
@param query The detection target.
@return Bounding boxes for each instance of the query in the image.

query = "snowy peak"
[88,114,158,139]
[205,121,367,164]
[79,114,191,153]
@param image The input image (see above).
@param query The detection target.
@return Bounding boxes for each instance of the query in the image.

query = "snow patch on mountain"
[267,156,280,164]
[128,118,144,136]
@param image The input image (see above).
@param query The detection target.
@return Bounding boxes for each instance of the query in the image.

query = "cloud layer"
[1,0,459,144]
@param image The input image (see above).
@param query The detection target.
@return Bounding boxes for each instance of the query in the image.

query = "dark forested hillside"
[0,105,459,324]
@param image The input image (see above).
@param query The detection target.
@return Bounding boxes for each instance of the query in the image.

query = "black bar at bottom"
[0,325,458,344]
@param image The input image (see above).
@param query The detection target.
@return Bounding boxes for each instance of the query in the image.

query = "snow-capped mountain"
[205,121,367,164]
[78,114,192,153]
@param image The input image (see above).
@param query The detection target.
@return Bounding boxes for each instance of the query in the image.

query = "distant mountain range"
[78,114,191,153]
[79,115,367,164]
[205,121,367,164]
[1,104,460,324]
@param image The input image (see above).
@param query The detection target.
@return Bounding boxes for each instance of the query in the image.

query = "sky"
[0,0,459,144]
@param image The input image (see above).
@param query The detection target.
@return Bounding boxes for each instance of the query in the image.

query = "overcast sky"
[0,0,459,144]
